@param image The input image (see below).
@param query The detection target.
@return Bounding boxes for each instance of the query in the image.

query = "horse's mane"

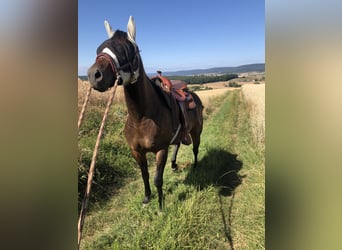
[149,78,173,110]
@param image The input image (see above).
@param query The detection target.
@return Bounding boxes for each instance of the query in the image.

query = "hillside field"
[78,79,265,249]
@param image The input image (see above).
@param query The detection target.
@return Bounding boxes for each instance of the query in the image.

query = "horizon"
[78,62,265,77]
[78,0,265,75]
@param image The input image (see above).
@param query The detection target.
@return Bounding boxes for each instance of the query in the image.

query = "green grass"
[78,103,137,209]
[78,90,264,249]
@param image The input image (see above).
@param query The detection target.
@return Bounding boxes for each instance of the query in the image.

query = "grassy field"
[78,84,265,249]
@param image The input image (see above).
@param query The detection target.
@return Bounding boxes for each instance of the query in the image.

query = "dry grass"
[195,88,230,107]
[241,83,265,148]
[194,86,241,120]
[191,81,228,89]
[78,78,125,112]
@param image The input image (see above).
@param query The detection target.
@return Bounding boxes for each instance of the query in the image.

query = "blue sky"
[78,0,264,75]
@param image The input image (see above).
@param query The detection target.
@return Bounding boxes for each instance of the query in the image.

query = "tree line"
[167,74,238,84]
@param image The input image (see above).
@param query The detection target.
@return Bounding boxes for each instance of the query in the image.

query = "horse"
[87,16,203,209]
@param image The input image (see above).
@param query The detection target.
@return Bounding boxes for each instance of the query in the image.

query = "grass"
[78,89,264,249]
[78,102,137,209]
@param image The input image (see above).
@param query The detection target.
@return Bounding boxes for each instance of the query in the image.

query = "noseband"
[95,52,117,75]
[96,42,140,85]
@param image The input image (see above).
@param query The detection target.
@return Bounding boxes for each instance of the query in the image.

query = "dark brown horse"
[87,16,203,209]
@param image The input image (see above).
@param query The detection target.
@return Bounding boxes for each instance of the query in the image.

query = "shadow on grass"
[78,142,136,212]
[184,148,244,196]
[184,148,245,250]
[78,162,125,212]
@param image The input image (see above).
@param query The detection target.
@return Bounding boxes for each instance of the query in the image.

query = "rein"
[77,74,120,248]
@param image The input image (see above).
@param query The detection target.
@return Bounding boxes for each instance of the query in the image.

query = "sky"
[78,0,264,75]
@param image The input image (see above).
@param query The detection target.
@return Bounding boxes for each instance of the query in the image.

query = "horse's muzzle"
[87,67,106,92]
[87,67,102,84]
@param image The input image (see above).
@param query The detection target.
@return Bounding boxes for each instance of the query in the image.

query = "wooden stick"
[77,77,120,248]
[78,85,92,131]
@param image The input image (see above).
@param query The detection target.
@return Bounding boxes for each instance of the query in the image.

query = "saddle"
[152,75,196,109]
[151,74,196,145]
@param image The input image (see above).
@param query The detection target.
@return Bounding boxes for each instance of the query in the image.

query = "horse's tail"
[189,91,204,110]
[187,91,204,127]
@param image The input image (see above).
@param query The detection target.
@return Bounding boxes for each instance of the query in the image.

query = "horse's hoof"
[171,163,178,172]
[142,196,150,204]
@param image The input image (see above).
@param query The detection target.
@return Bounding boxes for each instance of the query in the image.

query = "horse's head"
[87,16,140,92]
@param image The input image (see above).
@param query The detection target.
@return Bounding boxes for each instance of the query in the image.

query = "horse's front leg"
[155,148,168,209]
[131,150,151,204]
[171,143,181,171]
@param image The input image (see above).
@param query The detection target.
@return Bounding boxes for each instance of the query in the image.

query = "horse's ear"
[104,20,115,38]
[127,16,136,42]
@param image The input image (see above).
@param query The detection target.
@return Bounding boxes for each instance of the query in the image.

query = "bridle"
[95,52,117,75]
[95,39,140,85]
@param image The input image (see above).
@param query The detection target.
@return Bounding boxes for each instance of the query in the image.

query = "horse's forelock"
[110,31,137,60]
[96,30,125,53]
[112,30,127,39]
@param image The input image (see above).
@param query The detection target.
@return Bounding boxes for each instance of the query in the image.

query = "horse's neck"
[124,71,159,122]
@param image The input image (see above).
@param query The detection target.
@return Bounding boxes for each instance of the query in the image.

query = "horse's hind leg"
[132,150,151,204]
[171,143,181,171]
[155,148,168,209]
[190,130,201,168]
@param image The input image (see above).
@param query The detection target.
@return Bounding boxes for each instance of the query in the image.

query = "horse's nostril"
[95,69,102,80]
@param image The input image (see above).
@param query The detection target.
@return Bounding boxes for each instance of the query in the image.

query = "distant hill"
[79,63,265,79]
[160,63,265,76]
[79,75,88,81]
